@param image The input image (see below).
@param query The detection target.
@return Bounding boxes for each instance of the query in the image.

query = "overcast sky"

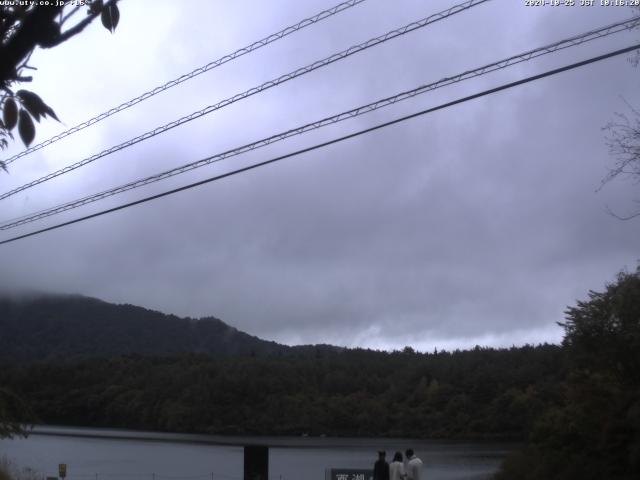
[1,0,639,351]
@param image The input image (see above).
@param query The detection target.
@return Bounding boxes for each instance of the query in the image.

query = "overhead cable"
[1,0,369,166]
[0,0,491,201]
[1,42,638,246]
[2,15,638,230]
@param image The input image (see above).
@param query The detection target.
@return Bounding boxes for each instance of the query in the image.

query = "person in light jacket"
[405,449,423,480]
[389,451,406,480]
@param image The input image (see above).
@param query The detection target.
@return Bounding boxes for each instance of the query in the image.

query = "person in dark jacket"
[373,450,390,480]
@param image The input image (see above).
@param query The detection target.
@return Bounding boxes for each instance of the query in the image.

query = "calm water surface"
[0,426,514,480]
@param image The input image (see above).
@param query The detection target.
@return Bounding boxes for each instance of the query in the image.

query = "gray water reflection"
[0,427,513,480]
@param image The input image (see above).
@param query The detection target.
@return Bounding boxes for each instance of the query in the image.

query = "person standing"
[405,449,423,480]
[389,451,406,480]
[373,450,389,480]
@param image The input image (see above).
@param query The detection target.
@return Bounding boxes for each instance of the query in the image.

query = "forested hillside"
[2,268,638,480]
[0,345,564,439]
[0,293,325,360]
[0,293,567,439]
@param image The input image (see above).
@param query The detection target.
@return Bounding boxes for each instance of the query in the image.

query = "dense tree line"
[497,268,640,479]
[0,344,564,440]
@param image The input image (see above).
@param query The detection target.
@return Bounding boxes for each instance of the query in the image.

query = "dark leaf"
[3,97,17,130]
[89,0,104,15]
[0,160,7,173]
[18,109,35,147]
[0,127,14,140]
[16,90,59,122]
[101,3,119,33]
[16,90,41,122]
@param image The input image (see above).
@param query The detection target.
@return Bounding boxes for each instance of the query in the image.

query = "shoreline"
[27,425,519,451]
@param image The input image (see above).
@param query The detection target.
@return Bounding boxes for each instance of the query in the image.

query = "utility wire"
[0,0,490,201]
[2,15,638,230]
[1,0,368,166]
[1,42,638,247]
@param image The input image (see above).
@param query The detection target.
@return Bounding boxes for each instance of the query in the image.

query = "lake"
[0,426,514,480]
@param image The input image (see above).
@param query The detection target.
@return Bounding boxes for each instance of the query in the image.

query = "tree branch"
[59,5,81,27]
[605,204,640,221]
[0,6,63,85]
[54,0,120,47]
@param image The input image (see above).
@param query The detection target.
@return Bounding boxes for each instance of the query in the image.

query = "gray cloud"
[1,0,639,350]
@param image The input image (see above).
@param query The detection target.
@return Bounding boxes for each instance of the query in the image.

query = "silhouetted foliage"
[0,0,120,166]
[496,267,640,479]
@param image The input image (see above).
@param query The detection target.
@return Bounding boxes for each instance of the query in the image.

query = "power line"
[1,42,638,247]
[0,0,490,201]
[2,15,638,230]
[1,0,368,166]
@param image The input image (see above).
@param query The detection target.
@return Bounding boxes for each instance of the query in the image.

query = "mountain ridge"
[0,292,339,361]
